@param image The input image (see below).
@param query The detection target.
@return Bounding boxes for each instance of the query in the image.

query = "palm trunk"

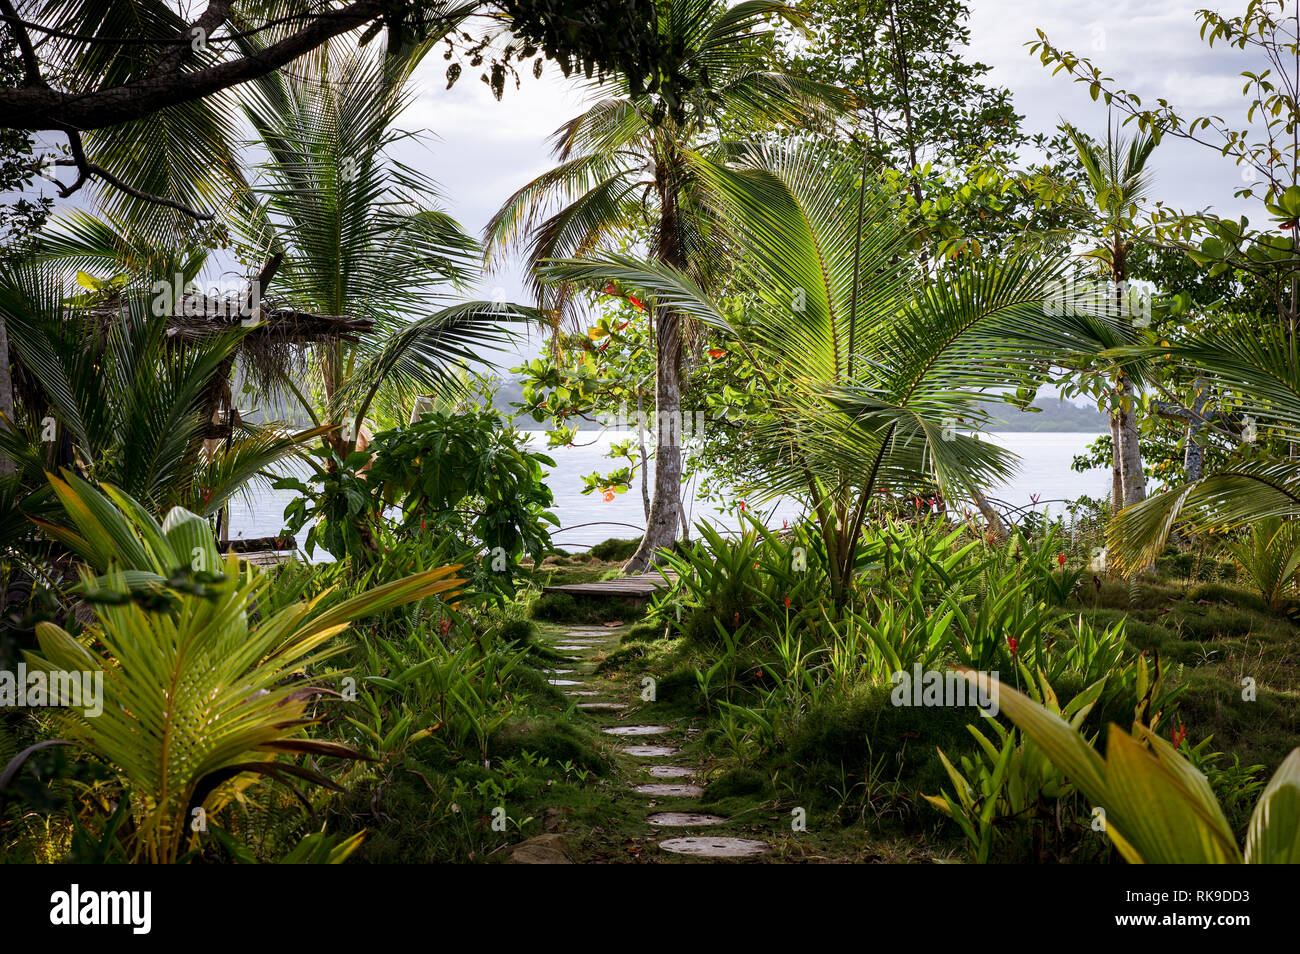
[623,303,684,572]
[972,489,1006,542]
[624,157,687,573]
[1111,249,1146,509]
[0,315,15,478]
[1109,409,1123,510]
[1117,374,1146,507]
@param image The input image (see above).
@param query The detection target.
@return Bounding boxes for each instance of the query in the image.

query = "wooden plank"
[543,572,676,599]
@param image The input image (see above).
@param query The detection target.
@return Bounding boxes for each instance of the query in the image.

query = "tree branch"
[0,0,401,131]
[0,0,47,88]
[147,0,234,79]
[54,129,215,221]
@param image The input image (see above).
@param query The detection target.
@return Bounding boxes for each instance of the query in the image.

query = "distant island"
[488,377,1108,434]
[977,397,1108,433]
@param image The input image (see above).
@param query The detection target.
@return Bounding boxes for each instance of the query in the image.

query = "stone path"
[538,624,771,861]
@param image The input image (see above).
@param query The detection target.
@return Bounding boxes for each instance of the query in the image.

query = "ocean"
[225,430,1109,554]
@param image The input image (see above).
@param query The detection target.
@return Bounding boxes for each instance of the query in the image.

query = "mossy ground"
[352,555,1299,863]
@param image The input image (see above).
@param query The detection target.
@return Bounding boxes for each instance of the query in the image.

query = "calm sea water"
[226,431,1108,553]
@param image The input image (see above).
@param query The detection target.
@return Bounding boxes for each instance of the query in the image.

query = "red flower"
[1057,552,1066,568]
[739,500,746,512]
[421,519,427,531]
[732,612,740,627]
[707,348,726,359]
[440,618,451,635]
[1171,723,1188,749]
[783,597,791,608]
[627,295,645,311]
[1008,636,1019,655]
[602,282,617,295]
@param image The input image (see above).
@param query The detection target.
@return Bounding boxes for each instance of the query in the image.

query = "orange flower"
[707,348,726,359]
[602,488,615,502]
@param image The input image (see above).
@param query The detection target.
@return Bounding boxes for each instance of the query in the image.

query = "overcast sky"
[15,1,1266,368]
[384,0,1264,363]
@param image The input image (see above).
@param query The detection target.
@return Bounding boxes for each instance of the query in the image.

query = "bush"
[529,592,578,621]
[589,537,642,562]
[528,591,644,624]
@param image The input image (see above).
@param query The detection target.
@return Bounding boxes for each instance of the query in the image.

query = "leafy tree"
[776,0,1023,171]
[0,0,668,223]
[1061,121,1157,510]
[1029,1,1300,568]
[486,0,847,572]
[542,141,1127,606]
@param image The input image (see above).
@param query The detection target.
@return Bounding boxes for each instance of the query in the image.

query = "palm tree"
[485,0,849,572]
[1107,328,1300,573]
[542,141,1127,606]
[1063,120,1159,511]
[236,43,534,461]
[0,215,319,522]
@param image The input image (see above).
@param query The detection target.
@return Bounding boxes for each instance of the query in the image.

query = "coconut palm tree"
[485,0,850,572]
[1063,121,1159,511]
[542,141,1128,605]
[1107,328,1300,573]
[236,42,535,459]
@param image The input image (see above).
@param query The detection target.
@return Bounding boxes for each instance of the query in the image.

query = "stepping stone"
[565,690,601,696]
[647,812,728,827]
[658,837,769,858]
[545,669,575,675]
[548,679,582,686]
[647,766,695,779]
[633,783,705,797]
[602,725,672,736]
[621,745,679,757]
[577,702,626,711]
[554,644,592,651]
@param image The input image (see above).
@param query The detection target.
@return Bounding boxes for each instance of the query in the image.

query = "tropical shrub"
[958,669,1300,863]
[367,409,558,582]
[1222,517,1300,611]
[927,671,1108,863]
[279,409,556,596]
[5,474,463,863]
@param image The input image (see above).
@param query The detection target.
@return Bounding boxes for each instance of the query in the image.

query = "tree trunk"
[971,489,1006,542]
[1109,409,1123,510]
[0,314,15,478]
[1111,247,1146,510]
[1116,375,1146,507]
[624,157,687,573]
[623,304,684,572]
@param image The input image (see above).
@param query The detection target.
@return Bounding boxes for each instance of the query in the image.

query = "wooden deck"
[543,572,677,601]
